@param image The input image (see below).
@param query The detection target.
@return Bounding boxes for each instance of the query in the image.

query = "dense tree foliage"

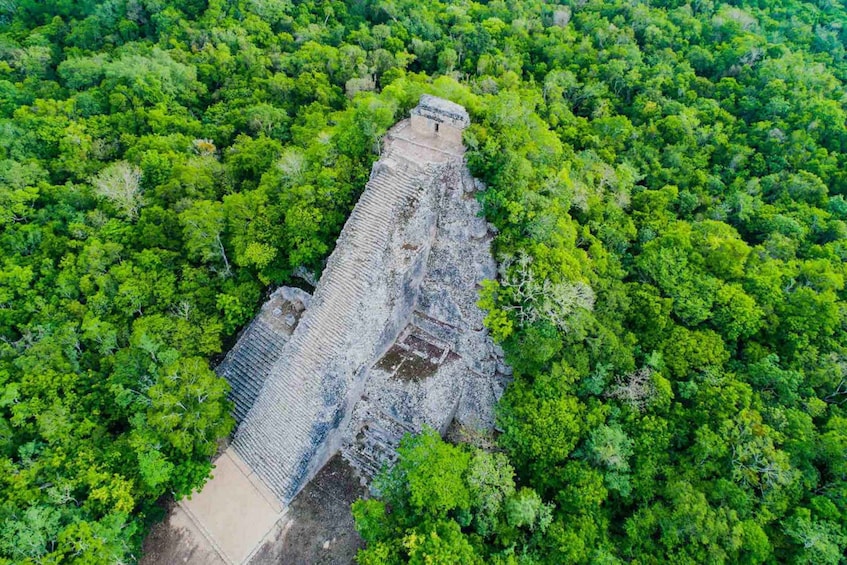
[348,0,847,563]
[0,1,412,561]
[1,0,846,563]
[353,428,553,564]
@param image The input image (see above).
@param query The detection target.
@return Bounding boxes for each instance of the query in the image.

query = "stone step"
[246,330,287,353]
[368,175,416,196]
[411,311,461,346]
[225,367,264,396]
[226,373,265,396]
[234,345,279,368]
[342,448,382,479]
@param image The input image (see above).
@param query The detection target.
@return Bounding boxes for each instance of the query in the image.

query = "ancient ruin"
[218,95,509,505]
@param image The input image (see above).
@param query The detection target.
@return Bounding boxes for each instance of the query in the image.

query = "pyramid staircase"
[232,157,426,503]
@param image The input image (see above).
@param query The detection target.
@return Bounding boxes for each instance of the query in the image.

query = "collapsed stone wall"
[219,97,509,504]
[341,158,510,480]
